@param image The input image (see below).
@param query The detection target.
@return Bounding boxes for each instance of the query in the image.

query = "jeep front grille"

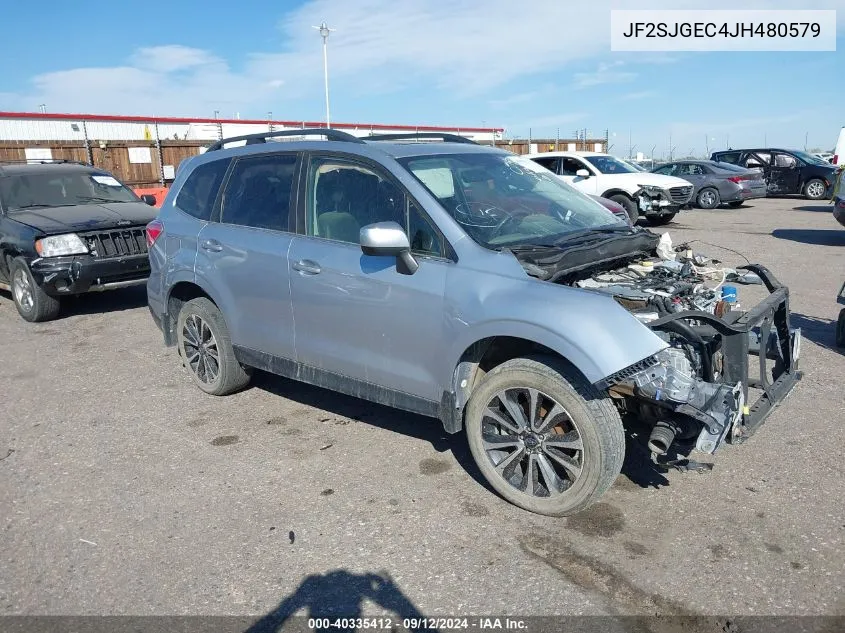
[81,227,148,259]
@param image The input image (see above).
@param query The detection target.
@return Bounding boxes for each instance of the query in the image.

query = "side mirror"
[575,169,591,178]
[360,221,419,275]
[140,194,157,206]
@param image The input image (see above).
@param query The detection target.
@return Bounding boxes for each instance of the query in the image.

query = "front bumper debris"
[30,254,150,296]
[616,264,801,453]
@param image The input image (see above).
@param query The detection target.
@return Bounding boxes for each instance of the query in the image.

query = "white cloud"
[620,90,656,101]
[573,61,638,89]
[132,45,220,73]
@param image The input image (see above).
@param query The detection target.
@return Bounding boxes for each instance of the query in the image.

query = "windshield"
[583,155,638,174]
[398,152,625,249]
[791,150,830,166]
[0,171,139,212]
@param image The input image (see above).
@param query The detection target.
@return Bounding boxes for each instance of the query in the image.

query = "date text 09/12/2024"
[308,617,528,630]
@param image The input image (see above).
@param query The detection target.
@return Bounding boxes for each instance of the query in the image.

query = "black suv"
[710,148,838,200]
[0,161,158,322]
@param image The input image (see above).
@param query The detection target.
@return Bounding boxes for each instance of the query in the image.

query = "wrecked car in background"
[0,161,158,322]
[148,130,801,516]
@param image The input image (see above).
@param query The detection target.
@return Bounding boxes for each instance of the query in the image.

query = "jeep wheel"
[608,194,639,225]
[10,257,61,322]
[176,297,251,395]
[645,213,676,226]
[465,356,624,516]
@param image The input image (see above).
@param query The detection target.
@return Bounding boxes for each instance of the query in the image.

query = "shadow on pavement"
[771,228,845,246]
[0,285,148,320]
[791,312,843,355]
[792,203,834,213]
[251,370,491,493]
[244,570,428,633]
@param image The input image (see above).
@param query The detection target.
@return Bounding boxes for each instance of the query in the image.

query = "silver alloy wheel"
[181,314,220,384]
[13,268,33,312]
[806,180,825,199]
[699,189,717,207]
[482,388,584,497]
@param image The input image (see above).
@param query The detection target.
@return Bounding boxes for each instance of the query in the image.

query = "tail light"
[833,154,838,165]
[145,219,163,247]
[728,175,750,183]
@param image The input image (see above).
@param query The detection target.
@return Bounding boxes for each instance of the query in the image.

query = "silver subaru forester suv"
[147,130,800,516]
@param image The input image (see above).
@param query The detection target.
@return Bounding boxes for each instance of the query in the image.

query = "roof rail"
[205,128,365,152]
[365,132,478,145]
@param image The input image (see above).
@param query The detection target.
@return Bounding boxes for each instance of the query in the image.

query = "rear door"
[287,152,450,401]
[194,151,299,360]
[768,152,802,194]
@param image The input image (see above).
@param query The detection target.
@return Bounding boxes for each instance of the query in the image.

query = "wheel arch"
[600,188,634,200]
[441,332,602,434]
[163,280,221,346]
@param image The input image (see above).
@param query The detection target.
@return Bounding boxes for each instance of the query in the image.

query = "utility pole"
[313,22,335,127]
[628,128,633,159]
[804,132,808,150]
[38,104,46,114]
[705,134,709,157]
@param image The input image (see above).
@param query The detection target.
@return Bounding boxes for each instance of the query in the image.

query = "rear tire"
[10,257,61,322]
[464,355,624,516]
[645,213,676,226]
[608,194,639,225]
[176,297,251,395]
[696,187,721,209]
[803,178,827,200]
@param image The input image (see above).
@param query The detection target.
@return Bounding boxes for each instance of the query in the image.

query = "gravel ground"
[1,196,843,620]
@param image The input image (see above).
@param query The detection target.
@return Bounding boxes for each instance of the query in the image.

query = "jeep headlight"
[34,233,88,257]
[638,184,664,197]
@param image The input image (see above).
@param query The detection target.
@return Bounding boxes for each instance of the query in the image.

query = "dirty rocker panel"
[233,346,442,420]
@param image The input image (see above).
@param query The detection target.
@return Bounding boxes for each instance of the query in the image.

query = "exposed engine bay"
[513,229,802,470]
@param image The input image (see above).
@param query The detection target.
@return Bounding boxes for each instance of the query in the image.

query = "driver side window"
[560,158,586,176]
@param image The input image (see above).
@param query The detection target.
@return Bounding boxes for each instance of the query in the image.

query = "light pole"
[313,22,335,127]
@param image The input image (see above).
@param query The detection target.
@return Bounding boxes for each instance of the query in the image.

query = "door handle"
[201,239,223,253]
[292,259,321,275]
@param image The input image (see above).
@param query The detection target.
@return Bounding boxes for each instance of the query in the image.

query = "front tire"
[176,297,251,395]
[803,178,827,200]
[464,356,625,516]
[608,194,639,225]
[10,257,61,322]
[696,187,721,209]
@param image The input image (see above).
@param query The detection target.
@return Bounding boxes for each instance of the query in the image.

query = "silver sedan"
[652,160,767,209]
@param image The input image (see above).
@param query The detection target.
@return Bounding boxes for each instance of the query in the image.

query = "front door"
[768,152,802,194]
[288,154,450,401]
[559,157,598,194]
[194,151,299,360]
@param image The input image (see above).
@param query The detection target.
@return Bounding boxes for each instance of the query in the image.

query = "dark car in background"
[0,161,158,322]
[710,148,838,200]
[652,160,767,209]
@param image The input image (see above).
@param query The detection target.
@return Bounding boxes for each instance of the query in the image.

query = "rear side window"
[221,153,297,231]
[714,152,741,164]
[176,159,230,220]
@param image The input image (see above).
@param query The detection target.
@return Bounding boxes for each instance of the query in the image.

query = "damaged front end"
[515,231,802,467]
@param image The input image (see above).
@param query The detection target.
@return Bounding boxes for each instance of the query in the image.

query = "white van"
[834,127,845,165]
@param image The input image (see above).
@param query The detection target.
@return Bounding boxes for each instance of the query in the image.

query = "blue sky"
[1,0,843,157]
